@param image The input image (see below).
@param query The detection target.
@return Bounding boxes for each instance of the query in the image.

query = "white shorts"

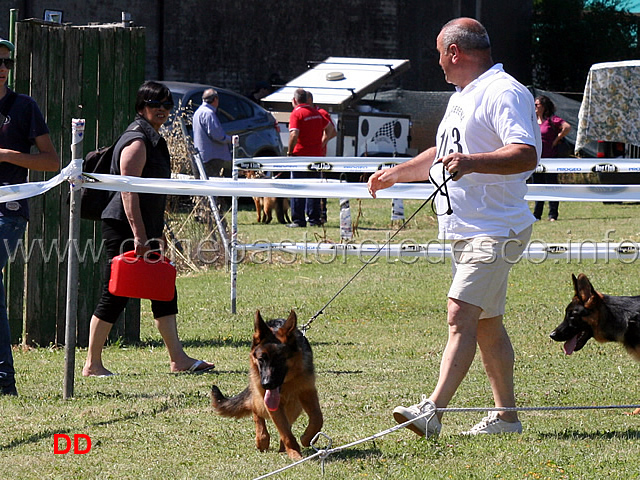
[448,226,531,319]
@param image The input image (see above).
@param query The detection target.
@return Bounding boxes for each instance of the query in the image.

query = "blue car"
[162,81,284,159]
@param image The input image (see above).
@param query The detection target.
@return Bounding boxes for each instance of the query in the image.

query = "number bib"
[435,102,470,160]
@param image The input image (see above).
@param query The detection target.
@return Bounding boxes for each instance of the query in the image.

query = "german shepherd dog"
[243,170,291,224]
[210,310,323,459]
[551,273,640,413]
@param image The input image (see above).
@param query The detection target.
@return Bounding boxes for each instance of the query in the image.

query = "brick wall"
[0,0,532,95]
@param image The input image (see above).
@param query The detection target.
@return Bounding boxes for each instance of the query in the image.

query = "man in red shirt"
[287,88,328,227]
[307,90,337,223]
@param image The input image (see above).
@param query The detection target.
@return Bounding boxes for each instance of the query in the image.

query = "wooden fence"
[7,19,145,347]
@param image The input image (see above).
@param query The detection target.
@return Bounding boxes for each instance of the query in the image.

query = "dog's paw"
[300,433,313,447]
[286,449,303,460]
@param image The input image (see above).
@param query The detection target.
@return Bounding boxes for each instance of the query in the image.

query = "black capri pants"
[93,219,178,323]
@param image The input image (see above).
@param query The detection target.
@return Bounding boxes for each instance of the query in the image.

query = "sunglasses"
[144,99,173,110]
[0,58,14,69]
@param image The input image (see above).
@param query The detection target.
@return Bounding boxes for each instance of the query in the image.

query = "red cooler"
[109,251,176,301]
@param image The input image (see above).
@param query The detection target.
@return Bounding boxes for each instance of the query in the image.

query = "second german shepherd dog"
[210,310,323,459]
[551,273,640,413]
[551,273,640,359]
[243,170,291,224]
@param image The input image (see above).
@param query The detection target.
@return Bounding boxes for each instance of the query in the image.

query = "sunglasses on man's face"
[0,58,14,69]
[144,99,173,110]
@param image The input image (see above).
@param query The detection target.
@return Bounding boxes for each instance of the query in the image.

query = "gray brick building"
[0,0,532,96]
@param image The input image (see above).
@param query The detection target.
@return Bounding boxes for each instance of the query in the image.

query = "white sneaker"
[393,395,442,438]
[462,411,522,435]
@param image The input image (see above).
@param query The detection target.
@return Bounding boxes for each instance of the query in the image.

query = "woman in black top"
[83,81,214,377]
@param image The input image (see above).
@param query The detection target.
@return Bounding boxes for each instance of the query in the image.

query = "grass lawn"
[2,198,640,479]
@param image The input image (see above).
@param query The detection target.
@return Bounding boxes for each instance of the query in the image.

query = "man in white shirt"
[368,17,541,437]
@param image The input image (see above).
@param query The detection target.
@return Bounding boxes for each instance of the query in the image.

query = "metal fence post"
[230,135,240,313]
[63,119,85,399]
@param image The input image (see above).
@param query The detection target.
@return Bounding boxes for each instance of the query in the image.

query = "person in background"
[247,81,271,104]
[368,18,541,437]
[307,90,337,224]
[192,88,232,179]
[0,38,60,396]
[287,88,328,228]
[82,81,214,377]
[531,95,571,222]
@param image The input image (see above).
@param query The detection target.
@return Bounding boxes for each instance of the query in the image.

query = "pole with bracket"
[63,118,85,399]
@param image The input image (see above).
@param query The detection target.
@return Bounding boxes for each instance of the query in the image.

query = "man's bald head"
[439,17,491,53]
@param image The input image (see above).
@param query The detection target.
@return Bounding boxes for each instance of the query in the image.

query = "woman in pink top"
[532,95,571,221]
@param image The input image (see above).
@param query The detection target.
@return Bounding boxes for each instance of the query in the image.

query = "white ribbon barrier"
[83,173,640,202]
[525,184,640,202]
[3,156,640,205]
[238,241,640,262]
[82,174,416,199]
[0,162,77,202]
[234,156,406,173]
[3,164,640,206]
[536,158,640,174]
[236,156,640,174]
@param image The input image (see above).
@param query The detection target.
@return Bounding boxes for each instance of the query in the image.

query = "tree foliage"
[532,0,639,91]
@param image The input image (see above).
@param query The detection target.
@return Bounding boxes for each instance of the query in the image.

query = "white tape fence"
[5,141,640,397]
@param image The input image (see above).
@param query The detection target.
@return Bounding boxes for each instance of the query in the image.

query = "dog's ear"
[572,274,579,295]
[575,273,597,304]
[254,310,272,342]
[278,310,298,340]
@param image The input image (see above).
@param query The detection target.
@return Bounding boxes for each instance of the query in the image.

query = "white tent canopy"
[262,57,410,111]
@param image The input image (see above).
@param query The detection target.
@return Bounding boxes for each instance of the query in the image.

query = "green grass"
[3,199,640,479]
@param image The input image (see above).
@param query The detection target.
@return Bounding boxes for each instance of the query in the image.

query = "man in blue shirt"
[192,88,232,178]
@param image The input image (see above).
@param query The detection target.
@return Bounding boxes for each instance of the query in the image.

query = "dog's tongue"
[563,335,578,355]
[264,388,281,411]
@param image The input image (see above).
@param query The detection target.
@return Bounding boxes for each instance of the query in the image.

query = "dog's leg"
[253,413,270,452]
[275,198,291,224]
[299,389,323,447]
[268,408,302,460]
[264,198,274,224]
[253,197,262,223]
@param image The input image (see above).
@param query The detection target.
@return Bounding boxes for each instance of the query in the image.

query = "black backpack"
[81,125,143,221]
[80,143,118,220]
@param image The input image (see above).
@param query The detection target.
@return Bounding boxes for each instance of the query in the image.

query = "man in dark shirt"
[0,38,59,396]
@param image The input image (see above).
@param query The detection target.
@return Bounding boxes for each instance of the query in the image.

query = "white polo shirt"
[432,64,542,240]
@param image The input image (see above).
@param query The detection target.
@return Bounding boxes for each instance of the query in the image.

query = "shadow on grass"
[124,338,355,349]
[539,428,640,440]
[324,369,364,375]
[0,427,73,451]
[90,403,172,428]
[0,403,173,452]
[134,337,252,349]
[308,445,382,464]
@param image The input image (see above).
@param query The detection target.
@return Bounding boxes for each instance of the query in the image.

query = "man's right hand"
[367,169,397,198]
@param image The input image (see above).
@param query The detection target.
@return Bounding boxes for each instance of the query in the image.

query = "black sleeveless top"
[101,116,171,239]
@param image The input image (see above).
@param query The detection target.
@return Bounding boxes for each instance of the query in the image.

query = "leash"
[253,402,640,479]
[301,162,456,334]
